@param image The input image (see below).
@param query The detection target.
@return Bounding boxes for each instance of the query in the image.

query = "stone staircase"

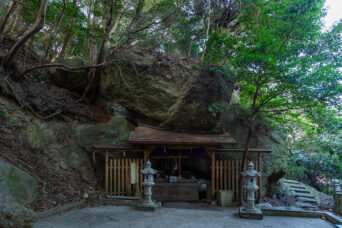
[283,179,319,210]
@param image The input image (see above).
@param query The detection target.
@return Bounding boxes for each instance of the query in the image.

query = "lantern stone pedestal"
[136,160,161,211]
[239,161,263,220]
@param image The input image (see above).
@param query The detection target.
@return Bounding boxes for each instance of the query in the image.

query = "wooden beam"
[143,146,156,166]
[215,148,272,153]
[150,156,190,159]
[105,150,109,195]
[257,153,263,203]
[208,148,215,200]
[93,145,144,151]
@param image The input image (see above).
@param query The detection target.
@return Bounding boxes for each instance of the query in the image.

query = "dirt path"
[34,205,334,228]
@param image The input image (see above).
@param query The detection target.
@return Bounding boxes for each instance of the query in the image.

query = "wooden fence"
[212,159,261,201]
[105,157,144,196]
[104,156,262,201]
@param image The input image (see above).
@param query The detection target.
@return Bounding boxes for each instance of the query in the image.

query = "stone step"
[283,179,300,184]
[292,188,310,193]
[296,197,318,204]
[295,202,319,209]
[289,184,305,189]
[293,192,315,198]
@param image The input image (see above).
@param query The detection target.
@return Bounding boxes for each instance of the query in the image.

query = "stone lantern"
[136,160,161,211]
[239,161,263,219]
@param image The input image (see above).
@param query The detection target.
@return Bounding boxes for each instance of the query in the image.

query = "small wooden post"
[224,160,227,190]
[114,158,117,196]
[110,159,113,195]
[211,150,215,200]
[219,160,223,190]
[143,146,155,166]
[118,158,121,195]
[216,160,219,191]
[231,160,235,200]
[257,152,263,203]
[105,150,109,195]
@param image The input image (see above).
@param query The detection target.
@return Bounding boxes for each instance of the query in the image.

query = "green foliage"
[287,152,342,195]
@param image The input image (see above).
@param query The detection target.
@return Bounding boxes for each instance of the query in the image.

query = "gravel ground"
[34,205,334,228]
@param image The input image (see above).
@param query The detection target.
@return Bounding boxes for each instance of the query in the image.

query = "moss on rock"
[0,161,38,205]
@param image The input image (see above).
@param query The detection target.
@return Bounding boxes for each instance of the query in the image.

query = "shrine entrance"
[93,125,271,202]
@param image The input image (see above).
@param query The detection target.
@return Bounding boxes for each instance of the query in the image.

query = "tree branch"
[20,62,108,77]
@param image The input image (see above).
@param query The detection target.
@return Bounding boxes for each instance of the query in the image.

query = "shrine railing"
[212,159,261,201]
[105,157,144,196]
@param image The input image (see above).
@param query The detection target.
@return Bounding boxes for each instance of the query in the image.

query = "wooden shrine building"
[94,125,271,202]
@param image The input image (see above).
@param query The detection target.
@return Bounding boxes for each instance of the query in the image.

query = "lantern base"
[135,200,161,211]
[239,206,263,220]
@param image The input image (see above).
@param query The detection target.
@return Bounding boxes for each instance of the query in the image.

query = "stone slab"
[296,197,318,204]
[293,188,310,193]
[262,207,322,218]
[283,180,300,184]
[324,212,342,225]
[289,184,305,189]
[295,202,318,209]
[294,192,315,198]
[239,207,263,220]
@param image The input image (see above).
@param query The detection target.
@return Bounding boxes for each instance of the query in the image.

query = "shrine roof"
[127,125,237,146]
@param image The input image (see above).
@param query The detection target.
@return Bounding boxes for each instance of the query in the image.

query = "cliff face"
[100,48,234,131]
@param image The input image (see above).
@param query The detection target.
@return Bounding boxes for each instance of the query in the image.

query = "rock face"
[101,48,234,131]
[217,113,289,196]
[0,161,37,228]
[0,160,38,204]
[76,116,134,153]
[47,58,88,93]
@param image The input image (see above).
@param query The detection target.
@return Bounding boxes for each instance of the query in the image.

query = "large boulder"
[100,48,234,131]
[0,160,38,204]
[47,58,88,93]
[0,161,37,228]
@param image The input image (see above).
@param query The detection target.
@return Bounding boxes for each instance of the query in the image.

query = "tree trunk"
[238,124,254,205]
[3,0,49,69]
[79,0,114,102]
[0,0,17,39]
[57,0,77,60]
[304,171,322,191]
[104,7,124,49]
[43,0,66,63]
[201,0,211,60]
[86,0,94,64]
[7,1,24,34]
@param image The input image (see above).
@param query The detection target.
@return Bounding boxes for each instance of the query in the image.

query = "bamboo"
[128,159,131,196]
[140,159,143,195]
[236,160,239,200]
[114,158,117,196]
[224,160,227,190]
[211,151,215,200]
[134,159,138,196]
[232,159,235,200]
[216,160,219,193]
[105,150,108,194]
[228,160,231,191]
[220,160,223,190]
[257,153,263,202]
[118,158,121,195]
[121,158,124,196]
[110,159,113,195]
